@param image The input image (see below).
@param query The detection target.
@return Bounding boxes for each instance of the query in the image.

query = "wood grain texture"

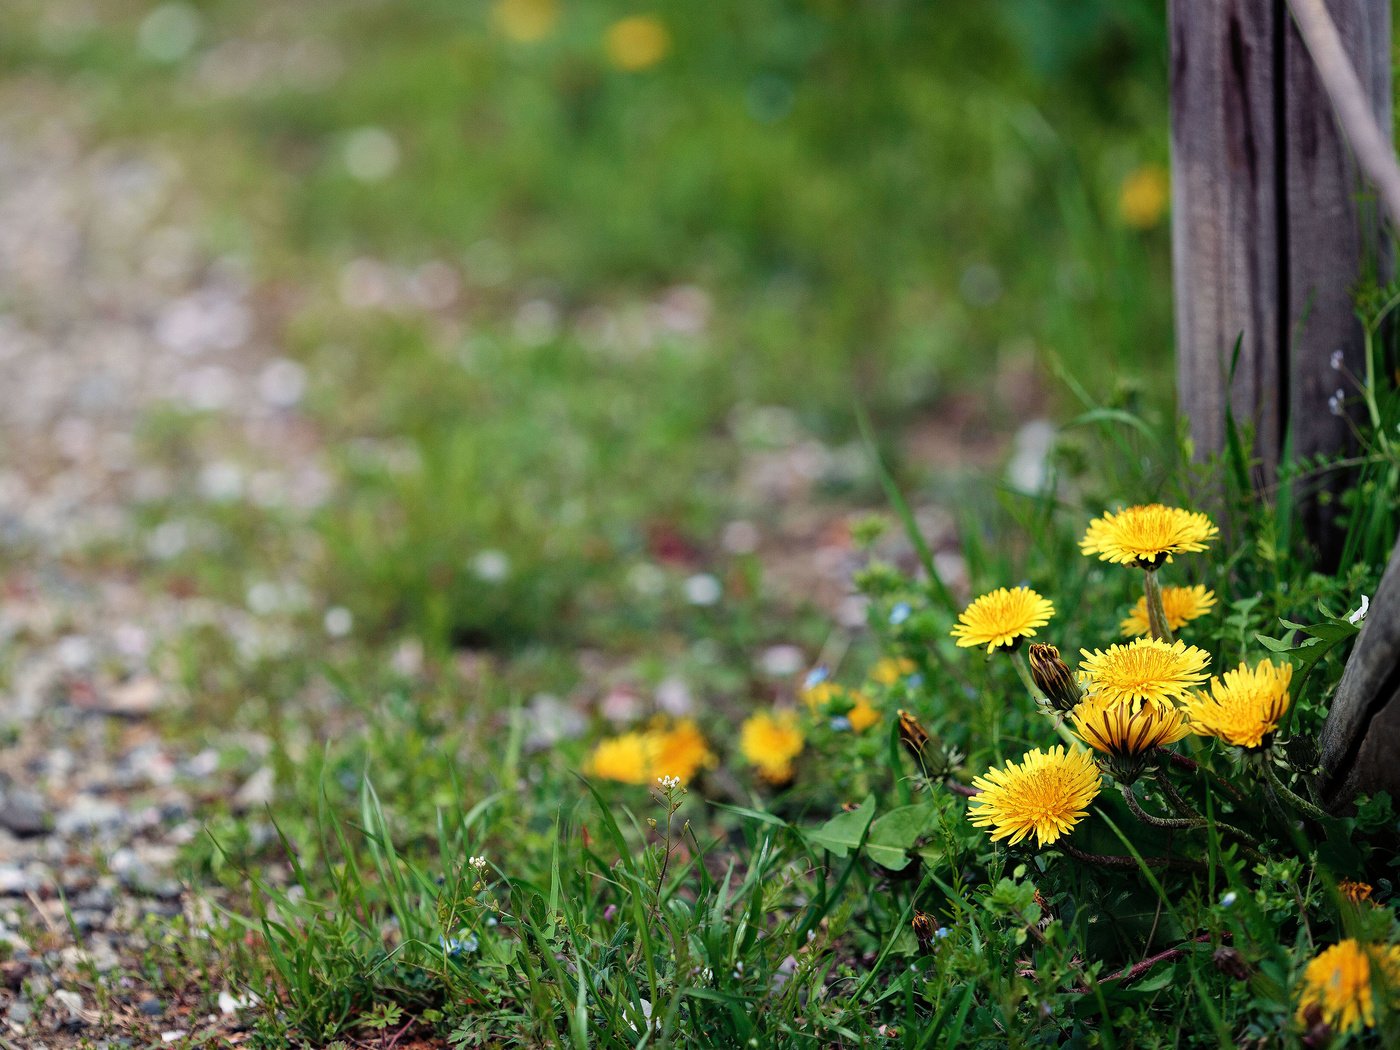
[1284,0,1391,541]
[1319,534,1400,806]
[1171,0,1390,525]
[1171,0,1282,476]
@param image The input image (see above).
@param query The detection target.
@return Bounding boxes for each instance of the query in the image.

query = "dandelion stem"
[1012,650,1044,704]
[1120,782,1200,830]
[1153,772,1201,818]
[1152,770,1264,854]
[1261,759,1329,822]
[944,779,980,798]
[1142,569,1174,643]
[1164,750,1245,802]
[1057,840,1201,871]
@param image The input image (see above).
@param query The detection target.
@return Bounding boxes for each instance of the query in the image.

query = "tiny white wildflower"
[1328,388,1346,416]
[323,606,353,638]
[1220,891,1237,907]
[471,550,511,582]
[1330,349,1344,371]
[469,855,488,870]
[683,573,722,606]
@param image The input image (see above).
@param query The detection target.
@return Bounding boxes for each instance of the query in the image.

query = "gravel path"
[0,78,1021,1047]
[0,102,320,1047]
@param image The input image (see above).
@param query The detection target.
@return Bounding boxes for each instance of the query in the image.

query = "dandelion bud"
[1028,644,1082,712]
[897,709,932,761]
[911,911,939,954]
[1212,946,1251,981]
[898,709,952,780]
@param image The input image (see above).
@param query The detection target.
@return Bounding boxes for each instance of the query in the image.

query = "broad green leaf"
[805,795,877,858]
[865,802,937,870]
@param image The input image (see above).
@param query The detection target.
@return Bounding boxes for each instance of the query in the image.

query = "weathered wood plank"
[1285,0,1400,808]
[1172,0,1390,537]
[1284,0,1391,539]
[1319,534,1400,805]
[1171,0,1283,478]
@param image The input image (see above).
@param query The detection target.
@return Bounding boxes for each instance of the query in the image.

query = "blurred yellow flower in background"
[847,695,880,732]
[870,657,916,685]
[1121,584,1217,637]
[800,678,879,731]
[492,0,559,43]
[1118,165,1169,229]
[605,15,671,71]
[649,719,715,783]
[584,720,715,785]
[585,731,655,784]
[800,679,841,712]
[1295,939,1400,1032]
[740,709,804,783]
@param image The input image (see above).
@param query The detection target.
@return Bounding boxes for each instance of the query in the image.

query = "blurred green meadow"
[0,3,1291,1046]
[3,0,1172,656]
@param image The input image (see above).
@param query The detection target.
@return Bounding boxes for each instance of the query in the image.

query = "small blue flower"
[441,933,479,957]
[1219,891,1237,908]
[829,716,852,732]
[804,665,830,689]
[907,673,924,688]
[934,927,950,940]
[889,602,912,626]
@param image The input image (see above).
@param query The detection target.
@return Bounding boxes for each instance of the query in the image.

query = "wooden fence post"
[1172,0,1400,807]
[1171,0,1390,542]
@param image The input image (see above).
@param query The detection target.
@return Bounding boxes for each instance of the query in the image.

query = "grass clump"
[209,343,1400,1046]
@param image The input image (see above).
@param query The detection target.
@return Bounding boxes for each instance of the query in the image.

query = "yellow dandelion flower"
[584,731,655,785]
[800,679,841,712]
[1184,659,1293,748]
[1078,638,1211,706]
[647,719,715,784]
[847,694,880,733]
[1071,694,1190,757]
[1295,939,1400,1033]
[801,680,877,730]
[1080,504,1218,569]
[492,0,559,43]
[1121,585,1217,637]
[968,746,1102,847]
[870,657,917,685]
[1118,165,1169,229]
[951,587,1055,654]
[1339,879,1374,903]
[740,709,804,784]
[605,15,670,71]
